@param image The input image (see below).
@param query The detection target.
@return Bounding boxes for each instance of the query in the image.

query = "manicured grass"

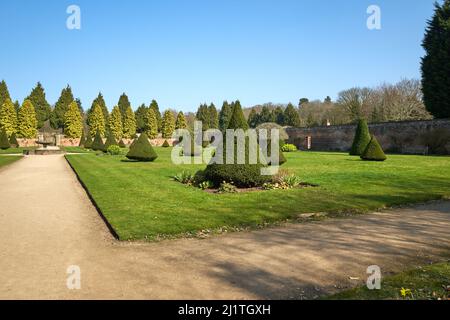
[66,149,450,240]
[63,146,97,154]
[0,147,35,154]
[0,156,22,168]
[327,261,450,300]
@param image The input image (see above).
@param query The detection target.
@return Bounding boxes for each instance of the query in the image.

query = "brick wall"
[286,119,450,155]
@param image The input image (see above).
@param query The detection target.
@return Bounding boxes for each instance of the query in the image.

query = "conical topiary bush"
[350,119,371,156]
[162,140,170,148]
[126,133,158,162]
[103,131,118,152]
[9,133,19,148]
[84,131,93,149]
[0,128,11,150]
[361,136,387,161]
[118,139,126,148]
[79,131,86,147]
[91,130,104,151]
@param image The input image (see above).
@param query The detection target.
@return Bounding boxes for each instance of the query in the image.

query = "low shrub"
[263,169,302,190]
[173,170,195,185]
[198,180,213,190]
[361,136,387,161]
[107,145,122,155]
[204,163,270,188]
[126,133,158,162]
[281,144,297,152]
[218,181,237,193]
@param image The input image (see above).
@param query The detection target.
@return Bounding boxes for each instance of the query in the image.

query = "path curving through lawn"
[0,155,449,299]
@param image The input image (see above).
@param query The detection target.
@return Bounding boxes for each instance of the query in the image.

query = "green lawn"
[0,156,22,168]
[327,261,450,300]
[0,147,35,154]
[65,149,450,240]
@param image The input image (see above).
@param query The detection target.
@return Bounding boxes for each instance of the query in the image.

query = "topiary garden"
[126,133,158,162]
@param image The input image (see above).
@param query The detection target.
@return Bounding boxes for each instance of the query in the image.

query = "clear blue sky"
[0,0,437,112]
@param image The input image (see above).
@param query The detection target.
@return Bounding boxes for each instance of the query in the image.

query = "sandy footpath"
[0,155,449,299]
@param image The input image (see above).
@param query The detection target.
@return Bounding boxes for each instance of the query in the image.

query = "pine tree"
[421,0,450,118]
[247,109,259,128]
[118,93,131,121]
[50,85,74,129]
[135,104,148,133]
[0,128,10,150]
[84,131,93,149]
[17,99,38,138]
[109,106,123,140]
[9,132,19,147]
[208,103,219,129]
[227,100,249,130]
[161,110,175,139]
[0,98,18,136]
[259,106,274,124]
[361,136,387,161]
[87,93,108,127]
[88,103,106,137]
[64,101,83,138]
[350,119,371,156]
[145,108,158,139]
[126,133,158,162]
[196,104,210,130]
[273,106,285,125]
[283,103,300,127]
[149,100,162,131]
[14,101,20,113]
[219,101,232,132]
[175,111,187,129]
[122,105,137,139]
[26,82,51,128]
[0,80,11,112]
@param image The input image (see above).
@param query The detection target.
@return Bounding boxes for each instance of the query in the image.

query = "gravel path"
[0,155,449,299]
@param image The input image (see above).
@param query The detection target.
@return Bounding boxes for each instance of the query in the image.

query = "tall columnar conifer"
[88,103,106,137]
[219,101,232,132]
[17,100,38,138]
[175,111,187,130]
[109,106,123,140]
[421,0,450,118]
[135,104,148,133]
[350,119,371,156]
[0,98,18,136]
[50,85,74,129]
[161,110,175,139]
[122,105,137,139]
[283,103,300,127]
[118,93,131,122]
[145,108,158,139]
[26,82,51,128]
[91,130,104,151]
[64,101,83,138]
[0,80,11,112]
[149,100,162,131]
[208,104,219,129]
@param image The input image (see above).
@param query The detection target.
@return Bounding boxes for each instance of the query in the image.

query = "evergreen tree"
[247,109,259,128]
[126,133,158,162]
[64,101,83,138]
[227,100,249,130]
[84,131,93,149]
[50,85,74,129]
[145,108,158,139]
[135,104,148,133]
[196,103,210,130]
[259,106,274,124]
[350,119,371,156]
[109,106,123,140]
[118,93,131,121]
[14,101,20,113]
[91,130,104,151]
[273,106,285,125]
[361,136,387,161]
[219,101,232,132]
[283,103,300,127]
[79,130,86,147]
[149,100,162,130]
[0,80,11,112]
[175,111,187,129]
[0,98,18,136]
[324,96,332,104]
[9,132,19,147]
[87,93,108,127]
[299,98,309,107]
[88,103,106,137]
[0,128,10,150]
[208,103,219,128]
[122,105,137,139]
[161,110,175,139]
[26,82,51,128]
[103,131,118,152]
[421,0,450,118]
[17,99,38,138]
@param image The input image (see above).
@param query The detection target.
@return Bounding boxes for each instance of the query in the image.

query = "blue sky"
[0,0,437,112]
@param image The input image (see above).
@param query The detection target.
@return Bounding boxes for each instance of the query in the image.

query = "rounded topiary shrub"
[107,145,121,155]
[9,133,19,148]
[126,133,158,162]
[162,140,170,148]
[103,132,118,152]
[91,131,104,151]
[361,136,387,161]
[350,119,371,156]
[0,128,11,150]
